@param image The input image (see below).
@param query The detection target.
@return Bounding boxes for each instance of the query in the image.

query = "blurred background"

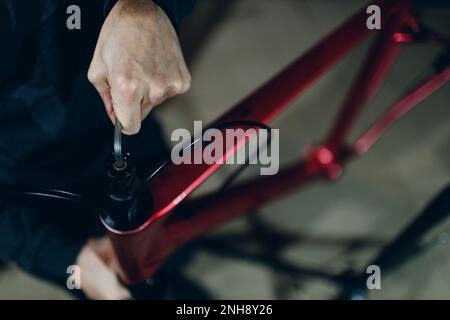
[0,0,449,299]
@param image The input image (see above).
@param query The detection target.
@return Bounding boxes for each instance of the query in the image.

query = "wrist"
[103,0,191,33]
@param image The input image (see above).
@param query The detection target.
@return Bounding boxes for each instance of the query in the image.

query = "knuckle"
[150,91,165,105]
[164,82,180,99]
[181,73,192,94]
[152,77,169,93]
[115,76,139,101]
[149,77,169,104]
[87,68,102,84]
[182,80,191,94]
[171,79,184,92]
[185,71,192,85]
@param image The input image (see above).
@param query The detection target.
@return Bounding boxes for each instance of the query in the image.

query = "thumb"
[110,78,143,135]
[77,245,132,300]
[89,255,132,300]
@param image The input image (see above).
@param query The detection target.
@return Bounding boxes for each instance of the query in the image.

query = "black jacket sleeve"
[0,1,84,283]
[0,0,195,284]
[0,1,15,82]
[0,0,63,82]
[0,197,86,283]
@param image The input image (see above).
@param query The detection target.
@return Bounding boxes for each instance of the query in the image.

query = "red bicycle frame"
[102,0,450,284]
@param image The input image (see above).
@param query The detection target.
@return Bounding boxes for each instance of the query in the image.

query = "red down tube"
[103,0,406,284]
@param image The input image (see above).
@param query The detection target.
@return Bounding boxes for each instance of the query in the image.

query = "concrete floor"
[1,0,449,299]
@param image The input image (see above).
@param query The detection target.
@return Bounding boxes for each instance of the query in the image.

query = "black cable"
[1,120,272,214]
[214,121,272,192]
[0,186,104,214]
[141,120,272,191]
[23,189,105,214]
[123,120,272,216]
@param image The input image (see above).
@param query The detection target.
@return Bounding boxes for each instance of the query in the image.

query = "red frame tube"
[325,11,406,152]
[354,65,450,155]
[103,0,449,284]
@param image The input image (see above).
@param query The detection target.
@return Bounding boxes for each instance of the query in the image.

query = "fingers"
[88,61,192,136]
[89,59,142,131]
[89,252,131,300]
[88,63,116,123]
[87,0,193,136]
[140,72,191,119]
[102,90,116,123]
[87,236,114,263]
[177,56,192,95]
[87,237,128,281]
[77,244,132,300]
[110,75,144,135]
[110,73,190,135]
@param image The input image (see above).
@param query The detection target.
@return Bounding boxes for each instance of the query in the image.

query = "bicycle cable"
[1,120,272,215]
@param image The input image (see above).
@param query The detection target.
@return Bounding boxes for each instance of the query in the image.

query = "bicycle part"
[114,119,125,170]
[102,152,153,231]
[102,0,450,285]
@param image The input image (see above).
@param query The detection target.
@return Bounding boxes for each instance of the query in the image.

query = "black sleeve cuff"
[0,1,16,82]
[153,0,196,32]
[103,0,196,32]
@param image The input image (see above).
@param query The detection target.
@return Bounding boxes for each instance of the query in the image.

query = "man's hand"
[88,0,191,135]
[76,237,131,300]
